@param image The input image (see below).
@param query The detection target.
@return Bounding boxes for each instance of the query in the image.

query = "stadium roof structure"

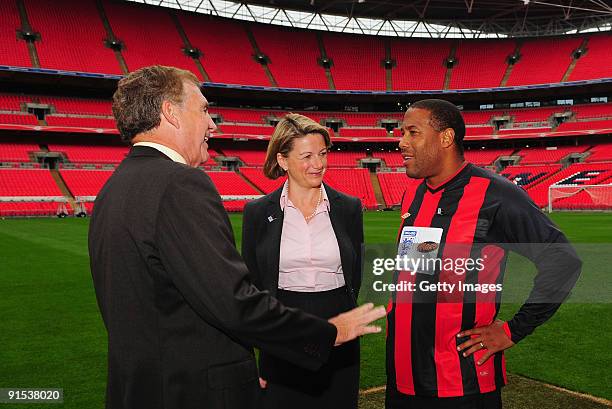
[125,0,612,38]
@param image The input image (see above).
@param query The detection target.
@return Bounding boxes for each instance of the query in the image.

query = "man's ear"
[440,128,455,149]
[161,100,179,129]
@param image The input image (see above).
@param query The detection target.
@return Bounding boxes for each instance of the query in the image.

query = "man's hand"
[456,320,515,365]
[329,303,386,346]
[259,377,267,389]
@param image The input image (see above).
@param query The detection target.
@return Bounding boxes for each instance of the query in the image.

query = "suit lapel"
[263,187,284,294]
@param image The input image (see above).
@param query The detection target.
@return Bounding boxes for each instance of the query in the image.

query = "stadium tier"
[206,171,260,196]
[465,126,496,138]
[556,119,612,133]
[323,168,377,209]
[585,143,612,162]
[450,40,515,89]
[0,0,33,68]
[177,14,269,86]
[339,128,389,138]
[0,143,40,162]
[573,103,612,119]
[377,172,421,207]
[0,169,62,196]
[45,116,116,129]
[506,37,583,86]
[37,96,113,116]
[103,0,200,77]
[391,39,449,90]
[517,146,587,165]
[220,149,267,166]
[324,33,386,91]
[218,124,274,136]
[0,94,29,112]
[372,152,403,168]
[0,113,39,126]
[511,107,566,123]
[569,34,612,81]
[522,162,612,207]
[500,164,563,189]
[24,0,121,74]
[0,201,67,217]
[48,145,128,163]
[239,168,285,194]
[3,2,610,89]
[464,148,515,165]
[60,169,113,197]
[251,25,328,89]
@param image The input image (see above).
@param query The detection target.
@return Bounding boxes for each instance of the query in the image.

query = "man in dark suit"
[88,65,385,409]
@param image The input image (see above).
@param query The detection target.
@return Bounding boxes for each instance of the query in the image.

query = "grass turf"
[0,212,610,408]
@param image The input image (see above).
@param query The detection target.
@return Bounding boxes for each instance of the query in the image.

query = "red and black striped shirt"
[386,163,581,398]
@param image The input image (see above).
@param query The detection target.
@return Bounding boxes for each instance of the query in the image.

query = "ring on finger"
[479,341,486,349]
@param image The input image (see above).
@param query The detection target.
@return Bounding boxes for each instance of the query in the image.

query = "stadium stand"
[373,151,403,168]
[584,143,612,162]
[220,149,267,167]
[461,111,498,125]
[218,124,274,136]
[251,25,328,89]
[45,116,116,129]
[0,94,29,112]
[377,172,421,207]
[239,168,285,194]
[60,169,113,196]
[572,103,612,120]
[500,164,562,189]
[511,107,565,123]
[213,107,267,124]
[450,40,515,89]
[497,127,552,138]
[0,0,32,68]
[0,169,62,196]
[0,143,40,162]
[523,162,612,207]
[103,1,200,77]
[323,168,377,209]
[506,37,583,86]
[177,14,270,86]
[0,201,66,217]
[464,148,515,165]
[465,126,495,138]
[48,145,128,163]
[569,34,612,81]
[206,171,260,196]
[391,39,449,90]
[556,119,612,133]
[323,33,386,91]
[326,151,367,167]
[0,114,39,126]
[517,146,586,164]
[339,128,389,138]
[24,0,121,74]
[37,96,113,116]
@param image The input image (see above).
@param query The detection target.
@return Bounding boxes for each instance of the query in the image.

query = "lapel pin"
[268,216,275,223]
[401,212,411,219]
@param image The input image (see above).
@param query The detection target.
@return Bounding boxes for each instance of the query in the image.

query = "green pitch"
[0,212,610,408]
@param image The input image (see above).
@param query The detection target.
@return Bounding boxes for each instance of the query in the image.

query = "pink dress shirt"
[278,182,345,292]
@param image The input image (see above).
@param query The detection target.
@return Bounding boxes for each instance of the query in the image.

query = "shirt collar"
[133,142,187,165]
[279,180,330,211]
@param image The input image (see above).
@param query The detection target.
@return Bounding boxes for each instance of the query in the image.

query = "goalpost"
[548,184,612,212]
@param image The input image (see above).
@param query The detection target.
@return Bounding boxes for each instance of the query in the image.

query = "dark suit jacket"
[241,183,364,301]
[88,146,336,409]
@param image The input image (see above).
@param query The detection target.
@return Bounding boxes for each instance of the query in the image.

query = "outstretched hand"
[329,303,386,346]
[456,320,515,365]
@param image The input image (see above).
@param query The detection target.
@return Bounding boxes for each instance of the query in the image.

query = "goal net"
[548,184,612,212]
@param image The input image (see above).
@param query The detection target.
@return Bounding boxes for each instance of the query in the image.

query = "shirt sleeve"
[491,181,582,344]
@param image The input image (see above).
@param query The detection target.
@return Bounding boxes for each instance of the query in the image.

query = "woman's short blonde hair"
[263,113,332,179]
